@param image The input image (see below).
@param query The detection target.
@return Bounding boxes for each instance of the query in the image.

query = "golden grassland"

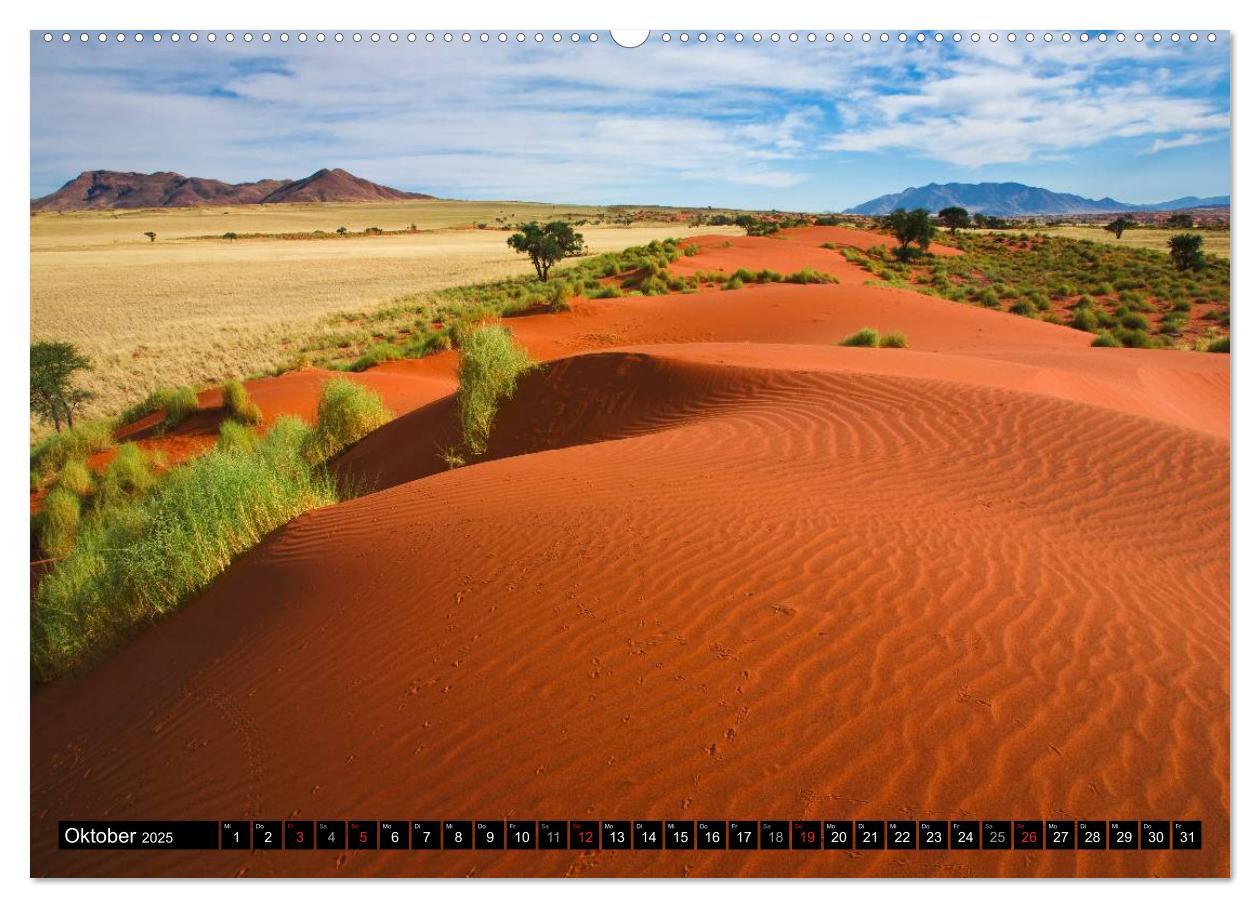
[989,225,1231,258]
[31,200,737,433]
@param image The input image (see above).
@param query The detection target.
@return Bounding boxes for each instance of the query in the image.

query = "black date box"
[634,820,663,850]
[950,820,979,850]
[983,820,1012,850]
[538,821,568,850]
[252,820,281,850]
[601,820,631,850]
[1173,820,1202,850]
[918,820,947,850]
[666,820,695,850]
[475,820,505,849]
[348,820,376,850]
[791,820,821,850]
[1045,820,1075,850]
[856,820,885,850]
[759,820,789,850]
[1109,820,1138,850]
[728,821,758,850]
[569,820,598,850]
[379,820,409,849]
[1014,820,1043,850]
[507,820,537,849]
[824,820,853,850]
[697,820,726,850]
[887,820,915,850]
[316,820,345,850]
[1078,820,1106,850]
[284,820,313,850]
[411,820,440,850]
[1140,820,1170,850]
[443,820,473,850]
[220,821,250,850]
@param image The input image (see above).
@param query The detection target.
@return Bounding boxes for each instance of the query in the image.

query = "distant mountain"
[845,182,1230,217]
[31,167,433,211]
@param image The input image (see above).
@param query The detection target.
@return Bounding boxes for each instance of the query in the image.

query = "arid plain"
[30,201,731,429]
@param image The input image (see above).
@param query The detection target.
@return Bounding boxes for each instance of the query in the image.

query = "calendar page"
[27,22,1230,881]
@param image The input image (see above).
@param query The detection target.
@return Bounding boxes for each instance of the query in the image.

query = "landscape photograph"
[27,28,1229,879]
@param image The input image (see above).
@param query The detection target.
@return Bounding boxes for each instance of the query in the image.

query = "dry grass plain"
[31,200,734,433]
[996,224,1231,258]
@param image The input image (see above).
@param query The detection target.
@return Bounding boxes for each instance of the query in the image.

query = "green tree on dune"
[30,341,94,431]
[1169,233,1206,271]
[885,208,936,260]
[507,221,586,281]
[937,206,970,233]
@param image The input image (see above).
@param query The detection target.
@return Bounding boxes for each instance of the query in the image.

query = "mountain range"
[31,168,434,211]
[844,182,1230,217]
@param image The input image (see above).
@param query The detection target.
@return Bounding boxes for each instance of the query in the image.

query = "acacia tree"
[507,221,585,281]
[144,231,156,243]
[1168,233,1205,271]
[1166,213,1195,229]
[31,341,94,431]
[885,208,936,259]
[1105,217,1137,239]
[937,206,970,233]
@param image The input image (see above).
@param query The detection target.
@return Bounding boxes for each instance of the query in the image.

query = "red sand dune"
[30,227,1229,877]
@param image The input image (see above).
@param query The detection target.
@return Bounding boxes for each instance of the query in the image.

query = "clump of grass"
[56,460,95,498]
[222,379,262,425]
[838,327,881,347]
[785,268,838,284]
[31,420,115,480]
[347,341,405,372]
[37,486,81,559]
[1092,332,1121,348]
[455,324,535,456]
[97,443,155,507]
[32,416,339,681]
[879,331,909,348]
[217,419,259,453]
[1071,306,1100,332]
[302,378,393,464]
[155,386,200,431]
[1206,335,1230,353]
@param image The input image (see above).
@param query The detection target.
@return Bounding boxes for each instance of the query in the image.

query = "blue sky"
[29,32,1231,209]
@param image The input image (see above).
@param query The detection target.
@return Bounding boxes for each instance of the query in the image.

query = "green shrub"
[839,327,881,347]
[38,486,81,559]
[455,325,535,456]
[784,268,838,284]
[1207,335,1230,353]
[879,331,909,348]
[348,342,405,372]
[222,379,262,425]
[1009,299,1036,317]
[217,419,259,453]
[1113,328,1155,348]
[156,386,199,431]
[56,460,95,498]
[1120,312,1150,331]
[97,443,155,507]
[302,378,393,464]
[1071,307,1100,331]
[30,420,115,479]
[976,288,1000,308]
[722,276,744,291]
[31,416,338,681]
[1092,332,1121,348]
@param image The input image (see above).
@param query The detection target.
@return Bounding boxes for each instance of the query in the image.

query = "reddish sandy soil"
[30,227,1229,878]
